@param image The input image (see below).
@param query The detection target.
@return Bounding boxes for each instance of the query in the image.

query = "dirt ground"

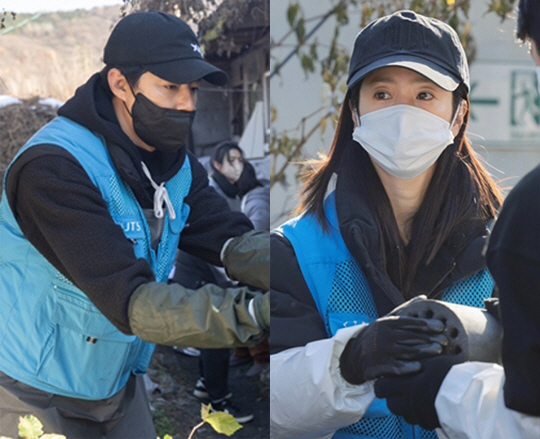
[147,345,270,439]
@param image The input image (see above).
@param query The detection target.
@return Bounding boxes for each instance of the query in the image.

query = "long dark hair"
[211,141,244,172]
[297,82,503,296]
[237,160,262,197]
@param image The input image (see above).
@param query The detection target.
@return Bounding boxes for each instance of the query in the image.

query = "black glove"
[339,316,448,385]
[374,354,463,430]
[484,297,501,321]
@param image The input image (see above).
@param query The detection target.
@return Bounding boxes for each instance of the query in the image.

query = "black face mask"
[129,92,195,153]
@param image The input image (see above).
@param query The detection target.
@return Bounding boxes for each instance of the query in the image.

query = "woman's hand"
[339,315,448,385]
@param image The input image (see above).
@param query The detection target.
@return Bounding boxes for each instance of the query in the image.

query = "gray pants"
[0,371,156,438]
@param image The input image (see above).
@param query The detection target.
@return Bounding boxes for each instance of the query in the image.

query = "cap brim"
[347,55,460,92]
[146,57,228,86]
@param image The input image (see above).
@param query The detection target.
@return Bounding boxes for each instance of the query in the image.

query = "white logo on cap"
[191,43,202,57]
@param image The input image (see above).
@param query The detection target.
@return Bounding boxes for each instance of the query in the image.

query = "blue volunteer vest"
[0,116,191,400]
[278,192,494,439]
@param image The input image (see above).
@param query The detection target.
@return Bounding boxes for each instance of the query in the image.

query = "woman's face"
[355,66,463,138]
[214,148,244,184]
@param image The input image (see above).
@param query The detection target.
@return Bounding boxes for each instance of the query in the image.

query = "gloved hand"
[221,230,269,291]
[484,297,501,321]
[339,316,447,385]
[128,281,267,348]
[250,292,270,331]
[374,354,463,430]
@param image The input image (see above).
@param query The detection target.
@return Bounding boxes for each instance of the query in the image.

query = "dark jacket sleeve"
[6,145,155,334]
[179,152,253,266]
[486,165,540,417]
[270,232,327,354]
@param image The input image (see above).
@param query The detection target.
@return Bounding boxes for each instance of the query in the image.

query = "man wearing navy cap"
[0,11,269,437]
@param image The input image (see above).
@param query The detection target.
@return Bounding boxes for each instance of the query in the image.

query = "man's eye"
[166,84,178,91]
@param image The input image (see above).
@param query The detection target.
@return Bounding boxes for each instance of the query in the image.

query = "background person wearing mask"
[173,141,255,424]
[209,141,245,211]
[374,1,540,437]
[0,12,269,438]
[270,10,502,439]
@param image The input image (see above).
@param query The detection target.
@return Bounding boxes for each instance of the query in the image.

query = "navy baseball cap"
[104,11,228,86]
[347,10,469,92]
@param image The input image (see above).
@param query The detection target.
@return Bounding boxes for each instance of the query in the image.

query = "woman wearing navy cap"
[270,10,502,439]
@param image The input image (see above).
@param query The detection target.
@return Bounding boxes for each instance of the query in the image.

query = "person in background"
[209,141,245,210]
[374,2,540,437]
[270,10,502,439]
[237,160,270,232]
[0,12,269,438]
[174,141,256,424]
[232,160,271,377]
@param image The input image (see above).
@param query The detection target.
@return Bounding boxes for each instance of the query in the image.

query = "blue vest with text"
[0,116,191,400]
[278,192,494,439]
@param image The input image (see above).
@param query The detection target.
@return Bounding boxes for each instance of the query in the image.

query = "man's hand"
[374,354,463,430]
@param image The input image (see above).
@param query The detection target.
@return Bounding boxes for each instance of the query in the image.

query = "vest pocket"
[36,285,137,399]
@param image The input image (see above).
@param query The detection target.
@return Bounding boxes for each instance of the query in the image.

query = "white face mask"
[352,104,460,180]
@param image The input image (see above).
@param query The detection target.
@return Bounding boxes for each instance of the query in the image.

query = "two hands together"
[339,315,462,430]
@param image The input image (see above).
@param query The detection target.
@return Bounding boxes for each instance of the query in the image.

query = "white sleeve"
[270,324,375,439]
[435,362,540,439]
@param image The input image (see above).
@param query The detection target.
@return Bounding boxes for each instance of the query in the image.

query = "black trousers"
[198,348,231,402]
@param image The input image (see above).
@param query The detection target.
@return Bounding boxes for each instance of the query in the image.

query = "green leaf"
[287,2,300,27]
[296,18,305,44]
[18,415,43,439]
[309,42,318,60]
[335,3,348,25]
[201,403,211,420]
[320,116,327,136]
[203,27,219,42]
[300,53,315,73]
[205,411,242,437]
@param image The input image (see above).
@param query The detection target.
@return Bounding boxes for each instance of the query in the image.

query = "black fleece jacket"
[486,165,540,417]
[270,171,492,355]
[5,73,252,335]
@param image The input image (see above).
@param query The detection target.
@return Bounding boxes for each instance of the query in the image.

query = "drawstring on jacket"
[140,161,176,220]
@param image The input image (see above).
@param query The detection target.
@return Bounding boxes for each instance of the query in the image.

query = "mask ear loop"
[354,108,361,127]
[449,100,462,130]
[123,82,138,117]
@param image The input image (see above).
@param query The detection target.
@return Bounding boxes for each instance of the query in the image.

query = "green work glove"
[221,230,270,291]
[128,281,267,348]
[251,293,270,331]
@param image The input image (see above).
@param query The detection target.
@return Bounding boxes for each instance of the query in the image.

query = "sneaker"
[211,399,254,424]
[245,362,267,377]
[193,377,232,400]
[173,346,201,357]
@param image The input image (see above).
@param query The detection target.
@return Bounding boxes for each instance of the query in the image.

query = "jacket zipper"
[427,260,456,298]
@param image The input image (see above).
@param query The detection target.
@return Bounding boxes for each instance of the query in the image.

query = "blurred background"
[270,0,537,227]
